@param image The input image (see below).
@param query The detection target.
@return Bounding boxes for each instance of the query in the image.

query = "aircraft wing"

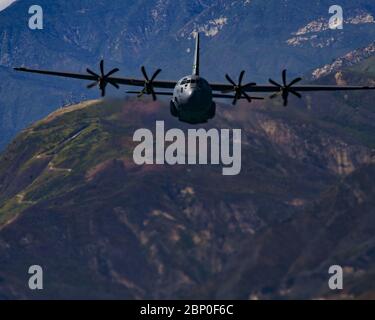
[210,83,375,93]
[14,67,177,89]
[126,90,173,96]
[210,75,375,106]
[15,67,375,95]
[111,77,176,89]
[14,67,97,81]
[212,93,264,99]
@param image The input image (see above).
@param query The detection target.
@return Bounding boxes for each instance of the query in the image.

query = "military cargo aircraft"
[15,33,375,124]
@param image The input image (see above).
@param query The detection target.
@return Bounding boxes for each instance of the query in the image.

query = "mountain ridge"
[312,41,375,80]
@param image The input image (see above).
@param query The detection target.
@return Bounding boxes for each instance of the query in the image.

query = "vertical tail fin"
[192,32,200,76]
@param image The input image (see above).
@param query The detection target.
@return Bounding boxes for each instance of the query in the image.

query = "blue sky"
[0,0,16,11]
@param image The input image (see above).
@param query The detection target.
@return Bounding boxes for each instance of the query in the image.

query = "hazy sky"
[0,0,16,11]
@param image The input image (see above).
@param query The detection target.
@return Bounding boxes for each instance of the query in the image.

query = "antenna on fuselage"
[192,32,200,76]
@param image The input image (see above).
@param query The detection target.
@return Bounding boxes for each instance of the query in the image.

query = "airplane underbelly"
[179,88,211,111]
[177,88,212,124]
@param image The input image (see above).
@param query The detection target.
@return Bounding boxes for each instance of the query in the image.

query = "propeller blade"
[225,74,236,87]
[269,71,303,105]
[100,60,104,76]
[106,68,120,78]
[138,67,162,100]
[238,70,245,86]
[137,88,146,98]
[151,69,162,82]
[87,82,98,89]
[87,68,99,78]
[269,79,282,88]
[108,80,120,89]
[243,82,257,89]
[242,91,252,103]
[141,66,149,81]
[101,86,106,97]
[151,89,157,101]
[282,69,287,87]
[290,89,302,98]
[288,77,302,87]
[224,72,258,104]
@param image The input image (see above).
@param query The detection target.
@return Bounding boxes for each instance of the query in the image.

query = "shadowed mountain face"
[206,163,375,300]
[0,58,374,299]
[1,0,375,149]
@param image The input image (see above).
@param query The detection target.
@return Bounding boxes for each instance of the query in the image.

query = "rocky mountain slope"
[209,163,375,300]
[312,42,375,80]
[1,0,375,149]
[0,57,374,299]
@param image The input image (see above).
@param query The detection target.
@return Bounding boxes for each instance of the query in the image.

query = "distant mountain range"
[0,56,374,299]
[1,0,375,149]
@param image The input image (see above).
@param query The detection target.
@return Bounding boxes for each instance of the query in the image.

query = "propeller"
[222,71,256,105]
[269,69,302,106]
[136,66,162,101]
[86,60,120,97]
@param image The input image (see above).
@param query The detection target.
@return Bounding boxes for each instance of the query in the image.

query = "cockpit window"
[180,78,198,85]
[180,78,189,85]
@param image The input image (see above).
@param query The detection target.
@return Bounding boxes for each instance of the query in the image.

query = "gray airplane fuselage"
[170,75,216,124]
